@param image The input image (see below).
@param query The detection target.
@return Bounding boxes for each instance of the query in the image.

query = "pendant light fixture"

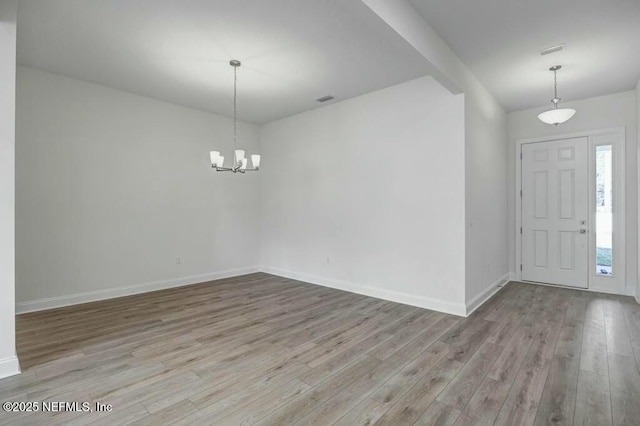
[209,60,260,173]
[538,65,576,126]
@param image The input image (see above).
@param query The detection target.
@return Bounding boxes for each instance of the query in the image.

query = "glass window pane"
[595,145,613,276]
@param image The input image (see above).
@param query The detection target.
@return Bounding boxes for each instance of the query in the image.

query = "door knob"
[579,229,587,234]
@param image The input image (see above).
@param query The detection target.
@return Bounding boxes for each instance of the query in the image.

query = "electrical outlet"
[176,257,181,265]
[326,257,330,264]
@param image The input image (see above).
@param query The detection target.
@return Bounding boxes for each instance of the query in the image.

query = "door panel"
[521,137,588,288]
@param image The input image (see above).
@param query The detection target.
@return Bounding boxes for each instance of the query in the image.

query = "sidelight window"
[595,145,613,276]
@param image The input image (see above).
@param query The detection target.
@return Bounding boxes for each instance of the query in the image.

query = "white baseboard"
[15,266,261,314]
[465,273,510,316]
[0,356,20,380]
[261,266,467,316]
[15,265,514,317]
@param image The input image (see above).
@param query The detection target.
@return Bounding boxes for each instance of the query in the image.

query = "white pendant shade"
[209,151,219,166]
[537,108,576,126]
[251,154,261,169]
[234,149,245,164]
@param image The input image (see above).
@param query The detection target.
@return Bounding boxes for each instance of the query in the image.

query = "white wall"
[15,67,261,310]
[507,90,638,296]
[0,0,20,379]
[361,0,510,308]
[637,79,640,302]
[464,81,509,306]
[259,76,468,314]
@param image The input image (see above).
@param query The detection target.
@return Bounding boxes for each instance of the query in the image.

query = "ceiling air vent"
[539,43,565,56]
[316,95,335,103]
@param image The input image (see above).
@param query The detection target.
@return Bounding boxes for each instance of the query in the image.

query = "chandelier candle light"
[209,60,260,173]
[537,65,576,126]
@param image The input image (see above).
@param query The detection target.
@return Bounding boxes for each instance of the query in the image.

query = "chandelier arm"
[213,166,259,173]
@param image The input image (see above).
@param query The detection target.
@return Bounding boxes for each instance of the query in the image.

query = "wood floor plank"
[374,356,463,426]
[254,354,380,425]
[333,397,389,426]
[485,308,525,347]
[295,332,447,425]
[370,315,460,363]
[494,294,568,426]
[129,400,199,426]
[0,276,637,426]
[533,355,579,426]
[580,301,609,376]
[369,341,451,406]
[180,373,306,424]
[619,297,640,373]
[486,324,536,383]
[453,377,512,426]
[368,311,443,360]
[414,400,461,426]
[215,379,311,426]
[607,352,640,426]
[573,369,612,426]
[603,297,634,357]
[455,301,551,426]
[436,341,504,410]
[297,330,393,386]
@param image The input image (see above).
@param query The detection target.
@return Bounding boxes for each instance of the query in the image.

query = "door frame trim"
[514,127,627,294]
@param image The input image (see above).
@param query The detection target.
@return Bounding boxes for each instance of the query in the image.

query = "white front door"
[521,137,589,288]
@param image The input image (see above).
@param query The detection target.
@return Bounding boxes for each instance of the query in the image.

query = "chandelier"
[209,60,260,173]
[537,65,576,126]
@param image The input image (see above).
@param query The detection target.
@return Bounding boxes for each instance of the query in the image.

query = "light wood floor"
[1,273,639,425]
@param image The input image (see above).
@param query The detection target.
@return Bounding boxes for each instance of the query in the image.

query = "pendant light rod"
[550,65,561,108]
